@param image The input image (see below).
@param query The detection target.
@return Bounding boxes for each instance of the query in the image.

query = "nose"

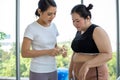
[52,14,56,18]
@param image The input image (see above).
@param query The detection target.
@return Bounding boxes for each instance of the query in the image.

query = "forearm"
[21,49,53,58]
[84,52,112,68]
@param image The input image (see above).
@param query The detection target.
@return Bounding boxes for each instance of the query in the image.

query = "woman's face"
[39,6,57,26]
[71,12,87,31]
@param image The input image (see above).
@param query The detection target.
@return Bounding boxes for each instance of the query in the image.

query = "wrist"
[47,49,53,55]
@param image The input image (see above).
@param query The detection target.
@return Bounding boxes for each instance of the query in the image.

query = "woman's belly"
[73,53,97,62]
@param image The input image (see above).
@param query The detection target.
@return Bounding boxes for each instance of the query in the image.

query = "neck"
[87,22,92,28]
[37,19,50,27]
[81,22,92,33]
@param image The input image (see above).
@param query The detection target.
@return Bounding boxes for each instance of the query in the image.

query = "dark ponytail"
[35,9,40,16]
[86,4,93,11]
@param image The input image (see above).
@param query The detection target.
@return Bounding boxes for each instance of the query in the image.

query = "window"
[0,0,16,79]
[0,0,119,80]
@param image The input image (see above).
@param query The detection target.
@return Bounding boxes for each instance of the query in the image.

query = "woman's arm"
[84,27,112,68]
[21,37,59,58]
[78,27,112,79]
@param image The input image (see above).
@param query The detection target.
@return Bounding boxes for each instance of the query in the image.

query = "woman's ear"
[87,16,90,19]
[86,16,91,21]
[38,9,42,15]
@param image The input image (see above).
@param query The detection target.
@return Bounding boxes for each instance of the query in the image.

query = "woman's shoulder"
[93,25,108,37]
[94,25,106,32]
[28,21,37,26]
[27,21,39,28]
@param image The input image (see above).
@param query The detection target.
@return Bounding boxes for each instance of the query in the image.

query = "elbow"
[21,51,29,58]
[21,52,27,58]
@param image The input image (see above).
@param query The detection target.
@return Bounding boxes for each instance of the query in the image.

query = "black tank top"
[71,24,99,54]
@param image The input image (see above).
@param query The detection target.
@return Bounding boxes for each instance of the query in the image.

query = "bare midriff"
[73,53,97,63]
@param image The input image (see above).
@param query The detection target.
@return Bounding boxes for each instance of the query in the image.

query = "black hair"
[35,0,57,16]
[71,4,93,19]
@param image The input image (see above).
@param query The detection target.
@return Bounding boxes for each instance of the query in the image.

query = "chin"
[77,28,81,31]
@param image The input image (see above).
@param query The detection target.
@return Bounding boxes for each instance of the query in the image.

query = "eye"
[48,13,52,16]
[47,12,56,16]
[54,12,56,16]
[76,20,80,22]
[72,20,75,23]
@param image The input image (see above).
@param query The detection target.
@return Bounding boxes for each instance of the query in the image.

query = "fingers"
[48,48,59,56]
[51,45,68,57]
[62,50,67,57]
[62,45,68,57]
